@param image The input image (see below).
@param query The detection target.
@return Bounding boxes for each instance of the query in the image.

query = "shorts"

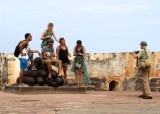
[62,63,68,67]
[43,59,61,67]
[19,58,28,70]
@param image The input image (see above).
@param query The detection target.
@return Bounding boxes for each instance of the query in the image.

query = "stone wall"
[0,53,19,86]
[1,52,160,91]
[68,52,160,91]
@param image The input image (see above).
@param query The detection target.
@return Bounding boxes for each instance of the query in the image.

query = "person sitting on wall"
[41,39,63,79]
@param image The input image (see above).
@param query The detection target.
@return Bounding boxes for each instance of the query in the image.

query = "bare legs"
[29,53,34,66]
[47,62,52,79]
[76,68,83,87]
[19,70,24,85]
[46,59,63,79]
[57,61,63,76]
[63,65,68,84]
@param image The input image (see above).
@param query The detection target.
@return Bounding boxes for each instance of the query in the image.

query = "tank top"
[58,46,69,64]
[44,30,52,38]
[18,47,29,60]
[41,30,53,48]
[76,46,83,56]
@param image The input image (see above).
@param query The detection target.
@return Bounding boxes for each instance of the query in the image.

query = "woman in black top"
[56,38,71,84]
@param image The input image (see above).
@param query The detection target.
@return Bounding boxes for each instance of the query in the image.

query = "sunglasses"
[49,41,53,43]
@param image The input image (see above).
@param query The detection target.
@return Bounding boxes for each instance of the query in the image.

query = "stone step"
[150,87,160,92]
[4,86,87,94]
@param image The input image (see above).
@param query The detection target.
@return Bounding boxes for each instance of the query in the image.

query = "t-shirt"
[42,46,54,59]
[138,48,151,62]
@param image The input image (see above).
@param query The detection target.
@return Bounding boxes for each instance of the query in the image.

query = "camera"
[135,50,139,54]
[77,52,82,56]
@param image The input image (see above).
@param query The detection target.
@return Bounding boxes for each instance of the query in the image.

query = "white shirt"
[18,47,29,60]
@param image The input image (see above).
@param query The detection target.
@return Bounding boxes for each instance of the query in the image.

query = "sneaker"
[31,66,37,71]
[19,83,29,87]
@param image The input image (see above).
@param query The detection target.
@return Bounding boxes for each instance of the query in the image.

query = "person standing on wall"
[71,40,91,87]
[133,41,152,99]
[18,33,40,87]
[41,23,59,48]
[56,38,71,84]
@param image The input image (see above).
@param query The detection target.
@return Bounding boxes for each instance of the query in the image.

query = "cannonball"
[30,70,39,78]
[34,57,42,66]
[36,76,44,86]
[16,77,20,84]
[27,64,32,70]
[51,79,59,87]
[56,76,64,86]
[38,70,49,78]
[23,76,27,84]
[16,76,27,84]
[26,77,35,86]
[35,63,41,70]
[23,70,31,76]
[40,64,48,71]
[51,70,58,79]
[46,78,52,86]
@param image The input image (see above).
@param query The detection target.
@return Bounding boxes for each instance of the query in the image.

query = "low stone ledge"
[150,87,160,92]
[4,86,87,94]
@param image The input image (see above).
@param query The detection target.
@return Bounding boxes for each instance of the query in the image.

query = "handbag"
[75,62,81,68]
[138,49,151,71]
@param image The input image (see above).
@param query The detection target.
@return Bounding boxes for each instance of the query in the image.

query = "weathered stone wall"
[0,53,19,86]
[68,52,160,91]
[1,52,160,91]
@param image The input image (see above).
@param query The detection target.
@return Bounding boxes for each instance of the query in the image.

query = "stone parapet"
[1,52,160,91]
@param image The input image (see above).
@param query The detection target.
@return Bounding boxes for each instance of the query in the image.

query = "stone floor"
[0,91,160,114]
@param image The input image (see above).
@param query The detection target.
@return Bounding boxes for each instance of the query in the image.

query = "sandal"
[48,74,52,79]
[58,74,62,76]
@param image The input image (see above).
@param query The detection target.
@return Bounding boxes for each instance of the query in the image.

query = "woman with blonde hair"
[41,23,59,48]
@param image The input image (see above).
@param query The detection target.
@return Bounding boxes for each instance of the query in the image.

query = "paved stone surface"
[0,91,160,114]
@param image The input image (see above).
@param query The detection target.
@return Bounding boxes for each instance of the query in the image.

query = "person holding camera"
[71,40,91,86]
[133,41,152,99]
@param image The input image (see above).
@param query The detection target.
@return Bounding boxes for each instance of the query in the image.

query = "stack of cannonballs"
[16,57,64,87]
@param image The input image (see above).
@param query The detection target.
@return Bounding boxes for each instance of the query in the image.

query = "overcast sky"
[0,0,160,54]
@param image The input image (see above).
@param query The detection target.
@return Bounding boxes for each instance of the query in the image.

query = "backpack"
[14,40,24,57]
[138,49,151,71]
